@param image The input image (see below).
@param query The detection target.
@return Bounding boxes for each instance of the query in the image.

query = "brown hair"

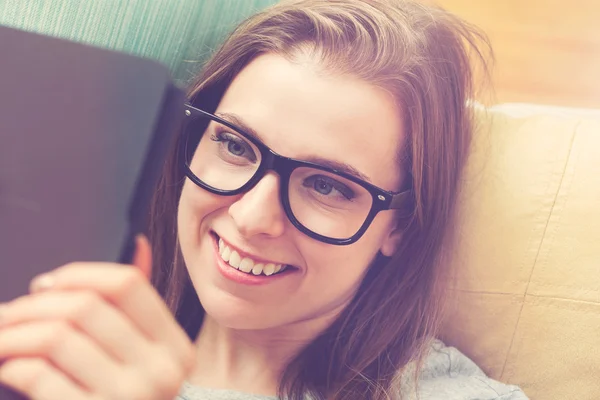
[149,1,491,399]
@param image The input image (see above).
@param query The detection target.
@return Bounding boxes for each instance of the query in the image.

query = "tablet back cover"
[0,23,185,400]
[0,22,183,327]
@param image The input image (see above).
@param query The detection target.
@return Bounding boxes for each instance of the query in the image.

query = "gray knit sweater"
[176,340,528,400]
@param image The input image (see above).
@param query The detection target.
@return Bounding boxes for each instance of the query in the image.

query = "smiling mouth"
[212,233,295,277]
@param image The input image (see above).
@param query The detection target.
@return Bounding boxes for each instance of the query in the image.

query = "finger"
[29,264,194,370]
[0,321,186,400]
[0,320,121,394]
[0,358,92,400]
[0,290,152,364]
[132,235,152,279]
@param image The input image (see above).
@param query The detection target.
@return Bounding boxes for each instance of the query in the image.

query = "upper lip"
[214,232,294,268]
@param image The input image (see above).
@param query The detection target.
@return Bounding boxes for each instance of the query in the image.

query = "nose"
[228,172,286,239]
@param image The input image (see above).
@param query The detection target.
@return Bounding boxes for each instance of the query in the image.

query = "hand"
[0,236,196,400]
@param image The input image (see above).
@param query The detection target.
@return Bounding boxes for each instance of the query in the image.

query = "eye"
[227,140,245,157]
[314,178,333,195]
[210,131,257,163]
[303,175,355,201]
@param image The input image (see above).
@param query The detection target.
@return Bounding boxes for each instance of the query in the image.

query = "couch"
[1,1,598,399]
[441,103,600,399]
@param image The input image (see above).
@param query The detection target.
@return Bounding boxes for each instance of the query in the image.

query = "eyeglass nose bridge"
[254,147,297,183]
[237,148,296,226]
[234,147,295,201]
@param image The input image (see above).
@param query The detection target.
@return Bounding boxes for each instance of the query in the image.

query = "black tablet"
[0,25,184,399]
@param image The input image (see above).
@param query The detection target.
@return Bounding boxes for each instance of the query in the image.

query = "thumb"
[132,234,152,279]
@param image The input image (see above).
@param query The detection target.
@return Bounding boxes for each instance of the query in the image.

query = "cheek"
[295,236,382,313]
[177,181,225,249]
[300,212,395,281]
[306,214,394,281]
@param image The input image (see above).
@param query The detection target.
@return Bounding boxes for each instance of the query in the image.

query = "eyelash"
[304,175,356,201]
[210,130,235,143]
[210,131,257,162]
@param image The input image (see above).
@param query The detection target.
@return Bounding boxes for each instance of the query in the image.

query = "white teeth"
[221,246,231,262]
[239,257,254,273]
[252,263,264,275]
[229,250,241,269]
[217,238,289,276]
[263,263,275,276]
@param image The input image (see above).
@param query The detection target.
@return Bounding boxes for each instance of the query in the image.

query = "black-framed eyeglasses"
[181,104,411,245]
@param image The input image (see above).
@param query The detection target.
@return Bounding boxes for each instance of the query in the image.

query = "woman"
[0,1,528,399]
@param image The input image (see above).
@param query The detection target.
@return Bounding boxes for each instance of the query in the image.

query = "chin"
[199,288,286,330]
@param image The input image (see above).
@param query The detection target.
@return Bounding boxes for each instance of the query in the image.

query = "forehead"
[216,53,405,191]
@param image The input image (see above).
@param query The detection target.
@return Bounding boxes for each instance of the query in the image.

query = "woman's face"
[177,53,405,333]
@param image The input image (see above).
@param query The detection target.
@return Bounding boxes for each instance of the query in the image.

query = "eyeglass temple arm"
[389,190,411,210]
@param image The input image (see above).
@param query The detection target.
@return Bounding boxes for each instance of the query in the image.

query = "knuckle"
[40,321,73,355]
[169,330,196,374]
[145,347,187,397]
[69,291,102,322]
[154,373,182,399]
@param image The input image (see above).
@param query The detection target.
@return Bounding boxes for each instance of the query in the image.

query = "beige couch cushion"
[440,104,600,400]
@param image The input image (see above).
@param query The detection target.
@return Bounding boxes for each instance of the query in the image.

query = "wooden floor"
[435,0,600,108]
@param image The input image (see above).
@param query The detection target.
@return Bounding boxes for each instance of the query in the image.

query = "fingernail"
[30,273,55,293]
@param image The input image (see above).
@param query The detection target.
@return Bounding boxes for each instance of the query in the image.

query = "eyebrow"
[215,111,373,183]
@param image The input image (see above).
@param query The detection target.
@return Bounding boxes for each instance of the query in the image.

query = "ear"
[379,226,403,257]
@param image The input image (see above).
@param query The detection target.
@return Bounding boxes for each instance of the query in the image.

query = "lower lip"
[211,234,293,286]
